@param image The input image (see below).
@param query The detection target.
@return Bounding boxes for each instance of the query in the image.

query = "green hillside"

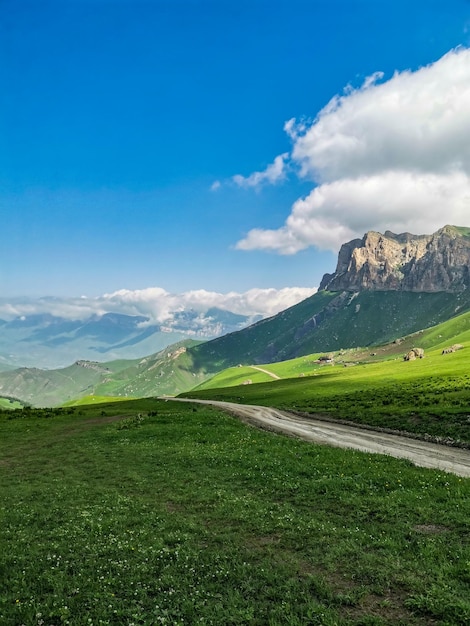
[454,225,470,238]
[0,339,205,407]
[187,289,470,374]
[3,289,470,408]
[0,396,24,410]
[0,363,111,407]
[94,342,210,398]
[184,311,470,443]
[188,290,337,370]
[195,308,470,389]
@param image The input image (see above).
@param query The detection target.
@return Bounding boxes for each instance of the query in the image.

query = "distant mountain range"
[0,308,260,370]
[2,225,470,406]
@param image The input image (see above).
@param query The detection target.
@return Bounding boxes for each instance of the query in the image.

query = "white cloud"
[290,49,470,182]
[232,153,289,188]
[0,286,316,323]
[210,180,221,191]
[102,286,317,320]
[226,287,317,317]
[235,47,470,253]
[238,170,470,253]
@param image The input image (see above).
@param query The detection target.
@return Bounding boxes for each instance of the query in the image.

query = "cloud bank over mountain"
[0,286,316,324]
[235,48,470,254]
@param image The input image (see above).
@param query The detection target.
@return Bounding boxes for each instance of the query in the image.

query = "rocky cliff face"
[319,225,470,293]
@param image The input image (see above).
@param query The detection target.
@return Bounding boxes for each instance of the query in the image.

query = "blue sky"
[2,0,470,317]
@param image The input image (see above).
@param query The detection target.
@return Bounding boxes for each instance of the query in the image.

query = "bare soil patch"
[413,523,449,534]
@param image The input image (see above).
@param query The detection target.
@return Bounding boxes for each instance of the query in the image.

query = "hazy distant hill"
[0,308,259,369]
[0,340,206,407]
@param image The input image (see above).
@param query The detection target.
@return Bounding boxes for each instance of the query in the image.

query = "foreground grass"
[1,399,469,625]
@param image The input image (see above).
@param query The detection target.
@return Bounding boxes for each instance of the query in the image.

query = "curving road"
[248,366,281,380]
[166,397,470,477]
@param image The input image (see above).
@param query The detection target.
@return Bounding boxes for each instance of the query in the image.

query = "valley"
[7,4,470,623]
[1,225,470,625]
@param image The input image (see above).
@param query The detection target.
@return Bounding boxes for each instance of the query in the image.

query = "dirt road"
[167,398,470,477]
[249,366,281,380]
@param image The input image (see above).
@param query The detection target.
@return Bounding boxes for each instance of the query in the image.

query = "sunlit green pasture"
[63,394,131,406]
[0,397,23,410]
[197,365,277,389]
[1,399,469,625]
[196,309,470,395]
[186,346,470,443]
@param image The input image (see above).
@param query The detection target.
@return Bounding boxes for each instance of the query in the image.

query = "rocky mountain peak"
[319,225,470,293]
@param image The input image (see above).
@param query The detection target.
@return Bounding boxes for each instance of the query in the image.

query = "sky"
[2,0,470,321]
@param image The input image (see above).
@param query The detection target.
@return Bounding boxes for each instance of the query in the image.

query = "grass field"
[63,394,131,407]
[187,337,470,444]
[0,397,23,410]
[1,399,469,625]
[195,308,470,391]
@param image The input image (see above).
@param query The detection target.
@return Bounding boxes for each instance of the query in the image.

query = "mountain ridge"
[319,225,470,293]
[187,225,470,372]
[2,225,470,405]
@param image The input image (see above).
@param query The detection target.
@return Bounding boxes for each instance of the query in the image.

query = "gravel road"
[167,398,470,477]
[248,366,281,380]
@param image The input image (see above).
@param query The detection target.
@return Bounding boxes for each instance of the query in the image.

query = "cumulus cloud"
[238,171,470,253]
[235,47,470,253]
[0,286,316,323]
[232,153,289,188]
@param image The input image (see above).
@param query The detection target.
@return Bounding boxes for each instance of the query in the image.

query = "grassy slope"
[1,399,469,625]
[195,365,276,390]
[0,397,23,410]
[3,288,470,408]
[0,363,108,407]
[3,291,470,407]
[95,346,210,398]
[188,289,470,373]
[0,340,205,407]
[454,225,470,238]
[197,309,470,390]
[188,290,339,371]
[63,394,130,406]
[185,311,470,443]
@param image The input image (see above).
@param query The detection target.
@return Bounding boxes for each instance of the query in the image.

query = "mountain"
[319,225,470,292]
[192,307,470,394]
[0,308,258,369]
[3,224,470,406]
[188,289,470,372]
[186,225,470,372]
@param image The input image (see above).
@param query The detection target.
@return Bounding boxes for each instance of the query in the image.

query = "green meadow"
[0,397,23,410]
[187,313,470,444]
[1,310,470,624]
[187,349,470,443]
[1,399,469,625]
